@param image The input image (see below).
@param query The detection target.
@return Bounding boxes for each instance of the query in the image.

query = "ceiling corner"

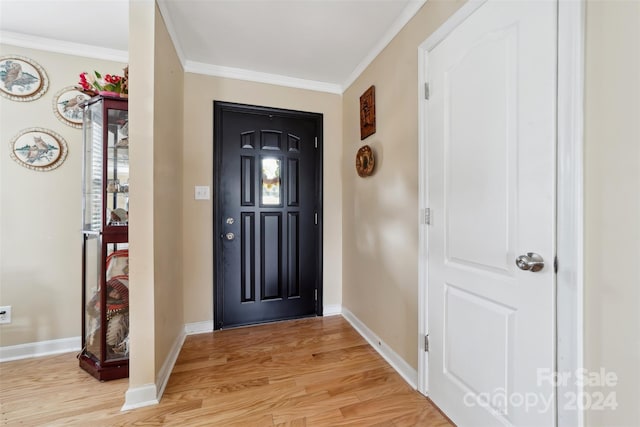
[156,0,186,68]
[341,0,427,91]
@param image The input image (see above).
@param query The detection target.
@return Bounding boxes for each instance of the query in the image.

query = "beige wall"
[182,75,343,324]
[127,0,185,392]
[0,44,125,347]
[152,6,184,373]
[128,0,157,389]
[584,1,640,425]
[342,0,465,369]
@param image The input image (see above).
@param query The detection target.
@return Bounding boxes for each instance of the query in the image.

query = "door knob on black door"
[515,252,544,272]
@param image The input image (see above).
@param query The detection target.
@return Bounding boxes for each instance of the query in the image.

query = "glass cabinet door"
[83,103,103,232]
[83,233,102,360]
[106,108,128,226]
[104,243,129,361]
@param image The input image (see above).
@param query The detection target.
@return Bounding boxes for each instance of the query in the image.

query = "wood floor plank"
[269,390,361,424]
[303,408,348,426]
[354,375,416,402]
[339,391,434,425]
[303,366,396,397]
[0,316,452,426]
[389,404,453,427]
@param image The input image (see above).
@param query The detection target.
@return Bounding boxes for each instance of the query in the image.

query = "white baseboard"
[122,384,159,411]
[341,308,418,389]
[122,326,186,411]
[323,304,342,316]
[185,320,214,335]
[156,328,187,400]
[0,336,80,362]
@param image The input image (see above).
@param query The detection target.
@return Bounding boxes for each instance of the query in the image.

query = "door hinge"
[424,82,430,100]
[314,289,318,301]
[423,208,431,225]
[314,136,318,148]
[554,256,558,273]
[424,334,429,352]
[314,212,318,225]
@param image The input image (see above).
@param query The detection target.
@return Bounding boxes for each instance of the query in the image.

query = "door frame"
[212,101,324,330]
[416,1,585,426]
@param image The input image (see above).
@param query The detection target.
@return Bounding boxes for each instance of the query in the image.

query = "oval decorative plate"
[0,55,49,102]
[355,145,375,177]
[52,86,91,128]
[9,127,68,171]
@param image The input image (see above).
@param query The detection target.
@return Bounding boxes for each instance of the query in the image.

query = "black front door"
[214,102,323,329]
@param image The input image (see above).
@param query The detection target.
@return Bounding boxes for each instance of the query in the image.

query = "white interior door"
[425,1,557,426]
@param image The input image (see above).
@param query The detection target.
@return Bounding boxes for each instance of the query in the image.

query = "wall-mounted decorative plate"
[9,128,68,171]
[356,145,375,177]
[53,86,90,128]
[0,55,49,102]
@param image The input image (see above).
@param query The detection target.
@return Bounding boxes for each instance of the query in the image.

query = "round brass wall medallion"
[356,145,375,177]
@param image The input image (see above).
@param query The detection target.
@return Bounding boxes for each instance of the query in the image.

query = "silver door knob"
[515,253,544,272]
[226,217,235,225]
[225,232,235,241]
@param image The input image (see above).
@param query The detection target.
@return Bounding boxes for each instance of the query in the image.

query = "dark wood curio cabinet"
[79,95,129,380]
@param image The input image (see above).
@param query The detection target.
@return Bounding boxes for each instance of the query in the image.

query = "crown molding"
[184,61,343,94]
[0,31,128,63]
[1,0,426,94]
[342,0,427,91]
[184,0,428,94]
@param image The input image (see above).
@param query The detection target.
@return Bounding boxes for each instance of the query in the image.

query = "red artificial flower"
[77,69,127,94]
[79,72,91,90]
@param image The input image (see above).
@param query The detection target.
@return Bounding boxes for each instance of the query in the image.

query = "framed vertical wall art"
[360,85,376,140]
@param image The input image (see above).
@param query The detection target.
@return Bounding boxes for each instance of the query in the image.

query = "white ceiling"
[0,0,425,92]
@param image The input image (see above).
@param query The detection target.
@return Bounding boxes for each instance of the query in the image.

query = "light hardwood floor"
[0,316,452,426]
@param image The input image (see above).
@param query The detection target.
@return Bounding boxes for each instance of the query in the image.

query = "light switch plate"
[194,186,210,200]
[0,306,11,324]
